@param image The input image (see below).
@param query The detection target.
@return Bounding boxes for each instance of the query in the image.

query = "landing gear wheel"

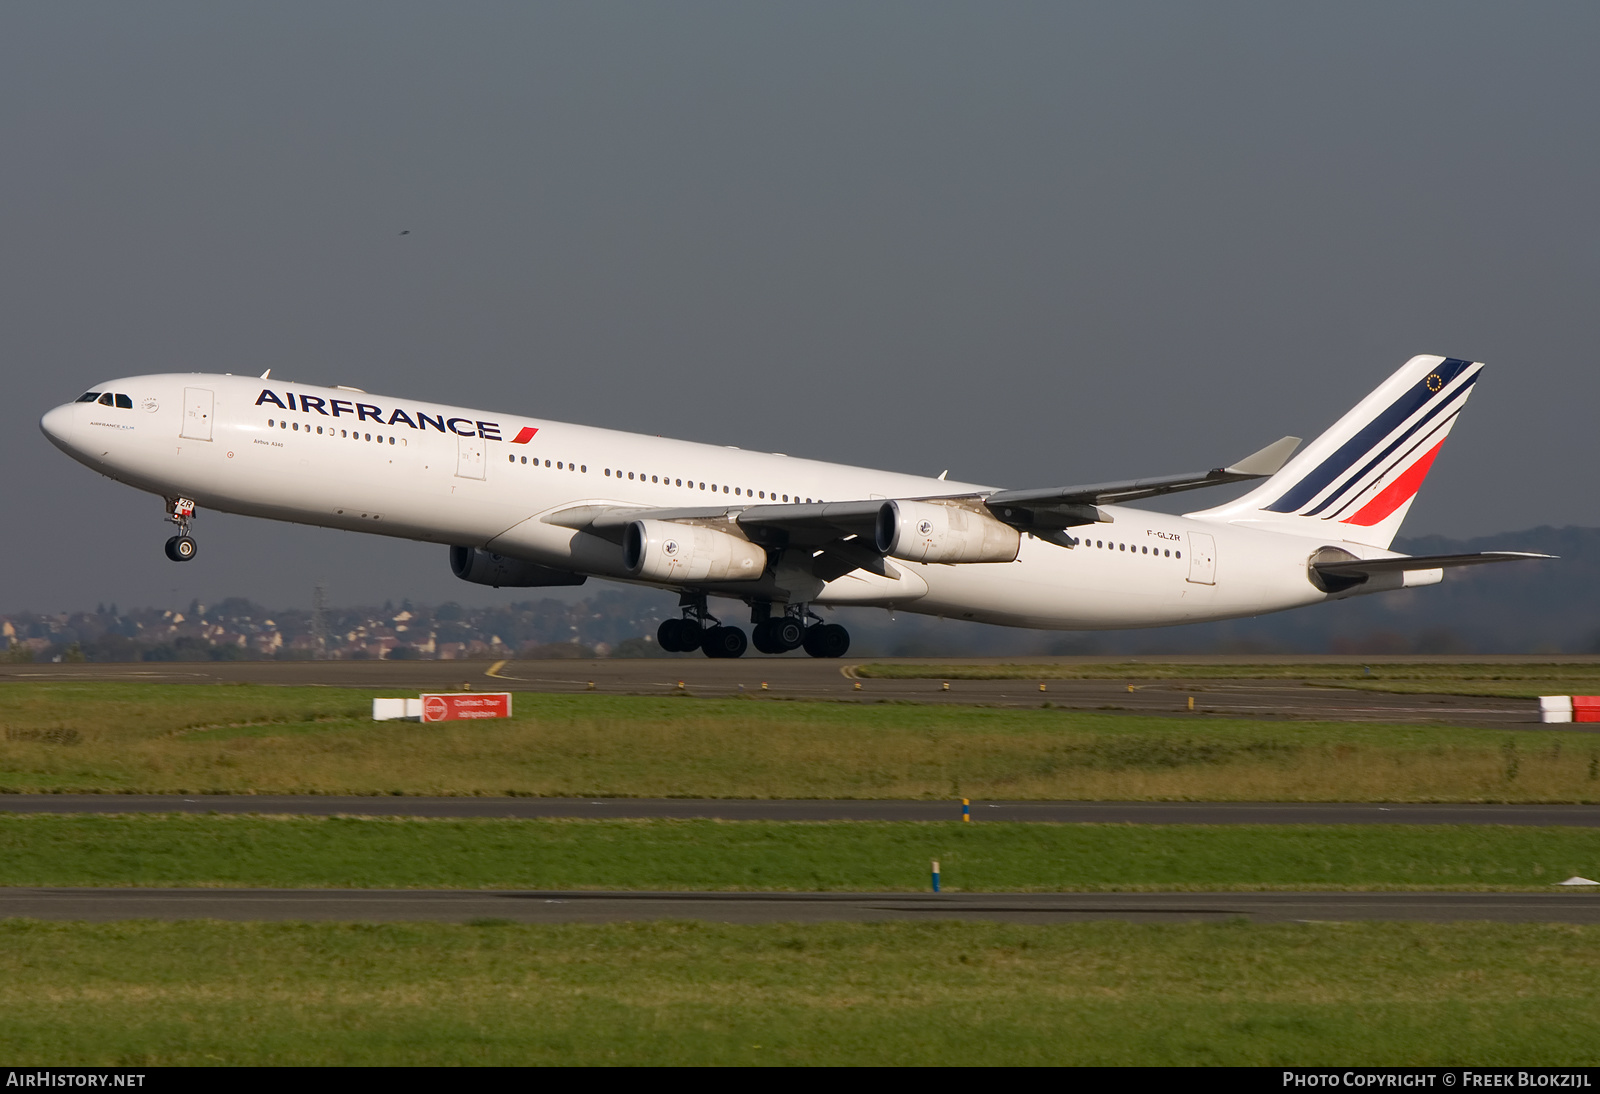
[701,625,747,659]
[752,617,806,654]
[802,623,849,658]
[769,617,805,652]
[657,618,702,653]
[164,536,197,562]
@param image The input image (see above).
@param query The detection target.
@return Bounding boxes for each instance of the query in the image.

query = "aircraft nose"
[39,403,77,449]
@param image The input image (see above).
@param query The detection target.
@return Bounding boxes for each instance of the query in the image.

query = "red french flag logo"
[510,427,538,444]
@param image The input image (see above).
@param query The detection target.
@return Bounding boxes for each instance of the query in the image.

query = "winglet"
[1224,436,1300,478]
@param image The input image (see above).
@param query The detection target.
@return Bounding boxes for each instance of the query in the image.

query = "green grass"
[3,814,1599,891]
[3,919,1599,1064]
[1,681,1597,800]
[853,660,1600,698]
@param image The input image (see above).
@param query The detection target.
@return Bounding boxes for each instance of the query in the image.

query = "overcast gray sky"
[4,2,1597,614]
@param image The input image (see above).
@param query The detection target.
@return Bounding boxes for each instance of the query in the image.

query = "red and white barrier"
[1540,696,1600,724]
[372,693,513,722]
[419,692,512,722]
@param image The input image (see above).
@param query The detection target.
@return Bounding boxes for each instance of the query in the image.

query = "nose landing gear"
[164,497,198,562]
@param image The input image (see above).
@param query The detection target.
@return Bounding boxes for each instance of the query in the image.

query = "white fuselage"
[41,373,1417,629]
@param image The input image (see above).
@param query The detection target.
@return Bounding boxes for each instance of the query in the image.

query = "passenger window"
[115,394,132,409]
[1176,551,1182,559]
[268,419,275,427]
[293,422,300,431]
[652,476,658,483]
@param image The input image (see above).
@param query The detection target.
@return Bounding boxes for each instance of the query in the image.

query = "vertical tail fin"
[1188,354,1482,549]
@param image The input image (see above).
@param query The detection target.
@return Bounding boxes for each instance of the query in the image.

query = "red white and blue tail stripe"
[1190,355,1482,548]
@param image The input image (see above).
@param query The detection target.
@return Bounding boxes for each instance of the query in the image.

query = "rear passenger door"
[1186,531,1216,585]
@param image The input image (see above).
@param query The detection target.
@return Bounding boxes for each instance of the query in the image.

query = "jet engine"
[624,519,767,582]
[449,546,588,588]
[875,500,1020,564]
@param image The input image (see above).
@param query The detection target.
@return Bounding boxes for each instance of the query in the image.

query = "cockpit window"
[97,393,114,406]
[114,394,132,409]
[76,392,101,403]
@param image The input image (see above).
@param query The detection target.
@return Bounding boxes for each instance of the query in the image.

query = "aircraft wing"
[541,437,1306,572]
[982,436,1302,529]
[543,500,883,548]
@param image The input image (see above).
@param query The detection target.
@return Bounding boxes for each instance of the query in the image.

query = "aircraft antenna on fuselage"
[260,369,271,379]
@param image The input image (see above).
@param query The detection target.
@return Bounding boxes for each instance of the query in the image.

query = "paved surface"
[5,888,1598,924]
[5,795,1598,826]
[0,656,1573,728]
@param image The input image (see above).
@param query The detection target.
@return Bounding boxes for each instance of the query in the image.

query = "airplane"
[39,354,1549,658]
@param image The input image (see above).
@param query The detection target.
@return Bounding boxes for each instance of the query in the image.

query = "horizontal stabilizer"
[1312,551,1554,578]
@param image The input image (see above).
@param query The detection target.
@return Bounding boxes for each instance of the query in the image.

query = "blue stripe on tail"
[1264,358,1473,515]
[1302,372,1478,517]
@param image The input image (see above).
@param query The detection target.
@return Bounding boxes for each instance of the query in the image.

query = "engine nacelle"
[875,500,1020,564]
[449,546,588,588]
[624,519,767,582]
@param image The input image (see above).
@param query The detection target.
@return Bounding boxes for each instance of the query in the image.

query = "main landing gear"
[656,595,749,659]
[163,497,198,563]
[656,595,849,659]
[757,603,849,659]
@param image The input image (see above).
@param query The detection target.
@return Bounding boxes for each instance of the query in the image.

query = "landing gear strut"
[164,497,198,563]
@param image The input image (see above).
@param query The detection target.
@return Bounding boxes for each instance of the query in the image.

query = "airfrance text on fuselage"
[254,389,513,441]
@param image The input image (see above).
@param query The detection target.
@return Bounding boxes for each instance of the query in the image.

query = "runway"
[5,794,1598,826]
[0,656,1566,728]
[5,887,1598,924]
